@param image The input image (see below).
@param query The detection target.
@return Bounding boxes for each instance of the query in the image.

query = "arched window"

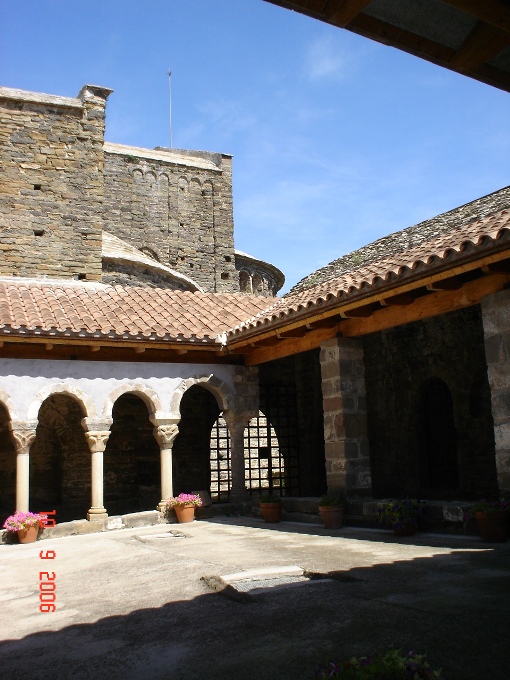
[239,270,252,293]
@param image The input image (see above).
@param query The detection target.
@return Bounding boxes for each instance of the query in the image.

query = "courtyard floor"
[1,517,509,680]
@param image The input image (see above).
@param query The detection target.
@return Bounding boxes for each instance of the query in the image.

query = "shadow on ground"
[1,538,509,680]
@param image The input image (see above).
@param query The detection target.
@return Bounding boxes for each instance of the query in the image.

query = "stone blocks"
[320,337,371,499]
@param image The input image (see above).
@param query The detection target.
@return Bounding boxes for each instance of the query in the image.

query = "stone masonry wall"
[319,338,371,499]
[0,86,111,281]
[103,147,238,293]
[363,306,498,500]
[481,289,510,496]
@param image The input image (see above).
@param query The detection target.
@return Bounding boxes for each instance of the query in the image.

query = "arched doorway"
[173,385,220,495]
[0,403,16,524]
[419,378,459,494]
[30,394,90,522]
[104,393,160,515]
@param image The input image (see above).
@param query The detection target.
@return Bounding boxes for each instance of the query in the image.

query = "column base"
[87,507,108,522]
[230,490,251,503]
[157,500,168,513]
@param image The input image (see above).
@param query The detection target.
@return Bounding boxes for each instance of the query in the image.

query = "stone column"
[82,418,112,522]
[11,421,38,513]
[151,419,180,512]
[481,289,510,496]
[223,411,254,502]
[319,337,372,499]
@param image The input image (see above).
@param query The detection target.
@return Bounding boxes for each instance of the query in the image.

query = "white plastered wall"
[0,358,238,422]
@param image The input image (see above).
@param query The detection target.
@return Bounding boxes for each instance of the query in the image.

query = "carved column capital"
[85,431,111,454]
[10,421,38,454]
[153,424,179,449]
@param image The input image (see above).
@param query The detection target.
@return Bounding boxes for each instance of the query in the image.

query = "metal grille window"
[209,415,231,502]
[246,385,300,497]
[209,386,300,502]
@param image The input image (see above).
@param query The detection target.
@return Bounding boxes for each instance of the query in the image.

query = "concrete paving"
[1,517,509,680]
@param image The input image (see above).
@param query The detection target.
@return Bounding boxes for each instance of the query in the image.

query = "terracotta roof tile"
[227,207,510,338]
[0,282,272,344]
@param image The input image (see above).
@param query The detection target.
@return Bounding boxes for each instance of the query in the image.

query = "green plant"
[465,498,509,520]
[260,493,282,504]
[319,495,344,507]
[316,648,444,679]
[378,499,429,532]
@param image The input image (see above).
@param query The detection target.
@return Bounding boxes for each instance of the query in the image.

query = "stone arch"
[145,171,157,187]
[0,388,18,421]
[132,168,143,183]
[239,270,252,293]
[202,180,213,198]
[190,177,202,191]
[27,383,96,422]
[178,176,189,194]
[170,375,235,419]
[104,392,160,514]
[103,383,163,420]
[0,397,17,523]
[30,391,91,521]
[252,274,263,294]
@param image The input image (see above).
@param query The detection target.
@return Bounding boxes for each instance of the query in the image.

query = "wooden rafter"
[242,271,509,365]
[449,21,510,71]
[442,0,510,36]
[323,0,371,27]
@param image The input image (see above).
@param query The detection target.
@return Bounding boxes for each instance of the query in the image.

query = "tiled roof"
[0,280,272,344]
[289,185,510,295]
[227,207,510,339]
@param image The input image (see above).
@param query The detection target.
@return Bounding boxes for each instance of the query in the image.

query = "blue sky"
[1,0,510,293]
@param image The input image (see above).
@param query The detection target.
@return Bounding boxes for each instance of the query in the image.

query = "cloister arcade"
[0,361,306,524]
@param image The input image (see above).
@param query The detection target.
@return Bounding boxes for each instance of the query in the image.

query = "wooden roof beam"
[380,292,417,307]
[323,0,371,27]
[341,272,509,338]
[340,302,382,318]
[449,21,510,70]
[442,0,510,36]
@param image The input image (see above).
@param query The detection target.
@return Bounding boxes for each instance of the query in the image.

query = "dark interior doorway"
[419,378,459,493]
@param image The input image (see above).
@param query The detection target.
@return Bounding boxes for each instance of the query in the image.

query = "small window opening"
[224,256,231,262]
[33,184,42,190]
[77,273,87,280]
[33,229,45,237]
[221,272,229,280]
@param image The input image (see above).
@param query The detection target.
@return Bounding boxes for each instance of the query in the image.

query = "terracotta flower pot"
[393,522,416,537]
[319,506,343,529]
[475,511,508,542]
[174,504,195,523]
[17,525,39,544]
[260,502,282,523]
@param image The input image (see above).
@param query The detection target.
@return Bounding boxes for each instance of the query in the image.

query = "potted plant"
[318,495,344,529]
[316,648,444,679]
[3,511,43,543]
[466,498,509,542]
[259,493,282,523]
[378,499,429,537]
[166,493,202,523]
